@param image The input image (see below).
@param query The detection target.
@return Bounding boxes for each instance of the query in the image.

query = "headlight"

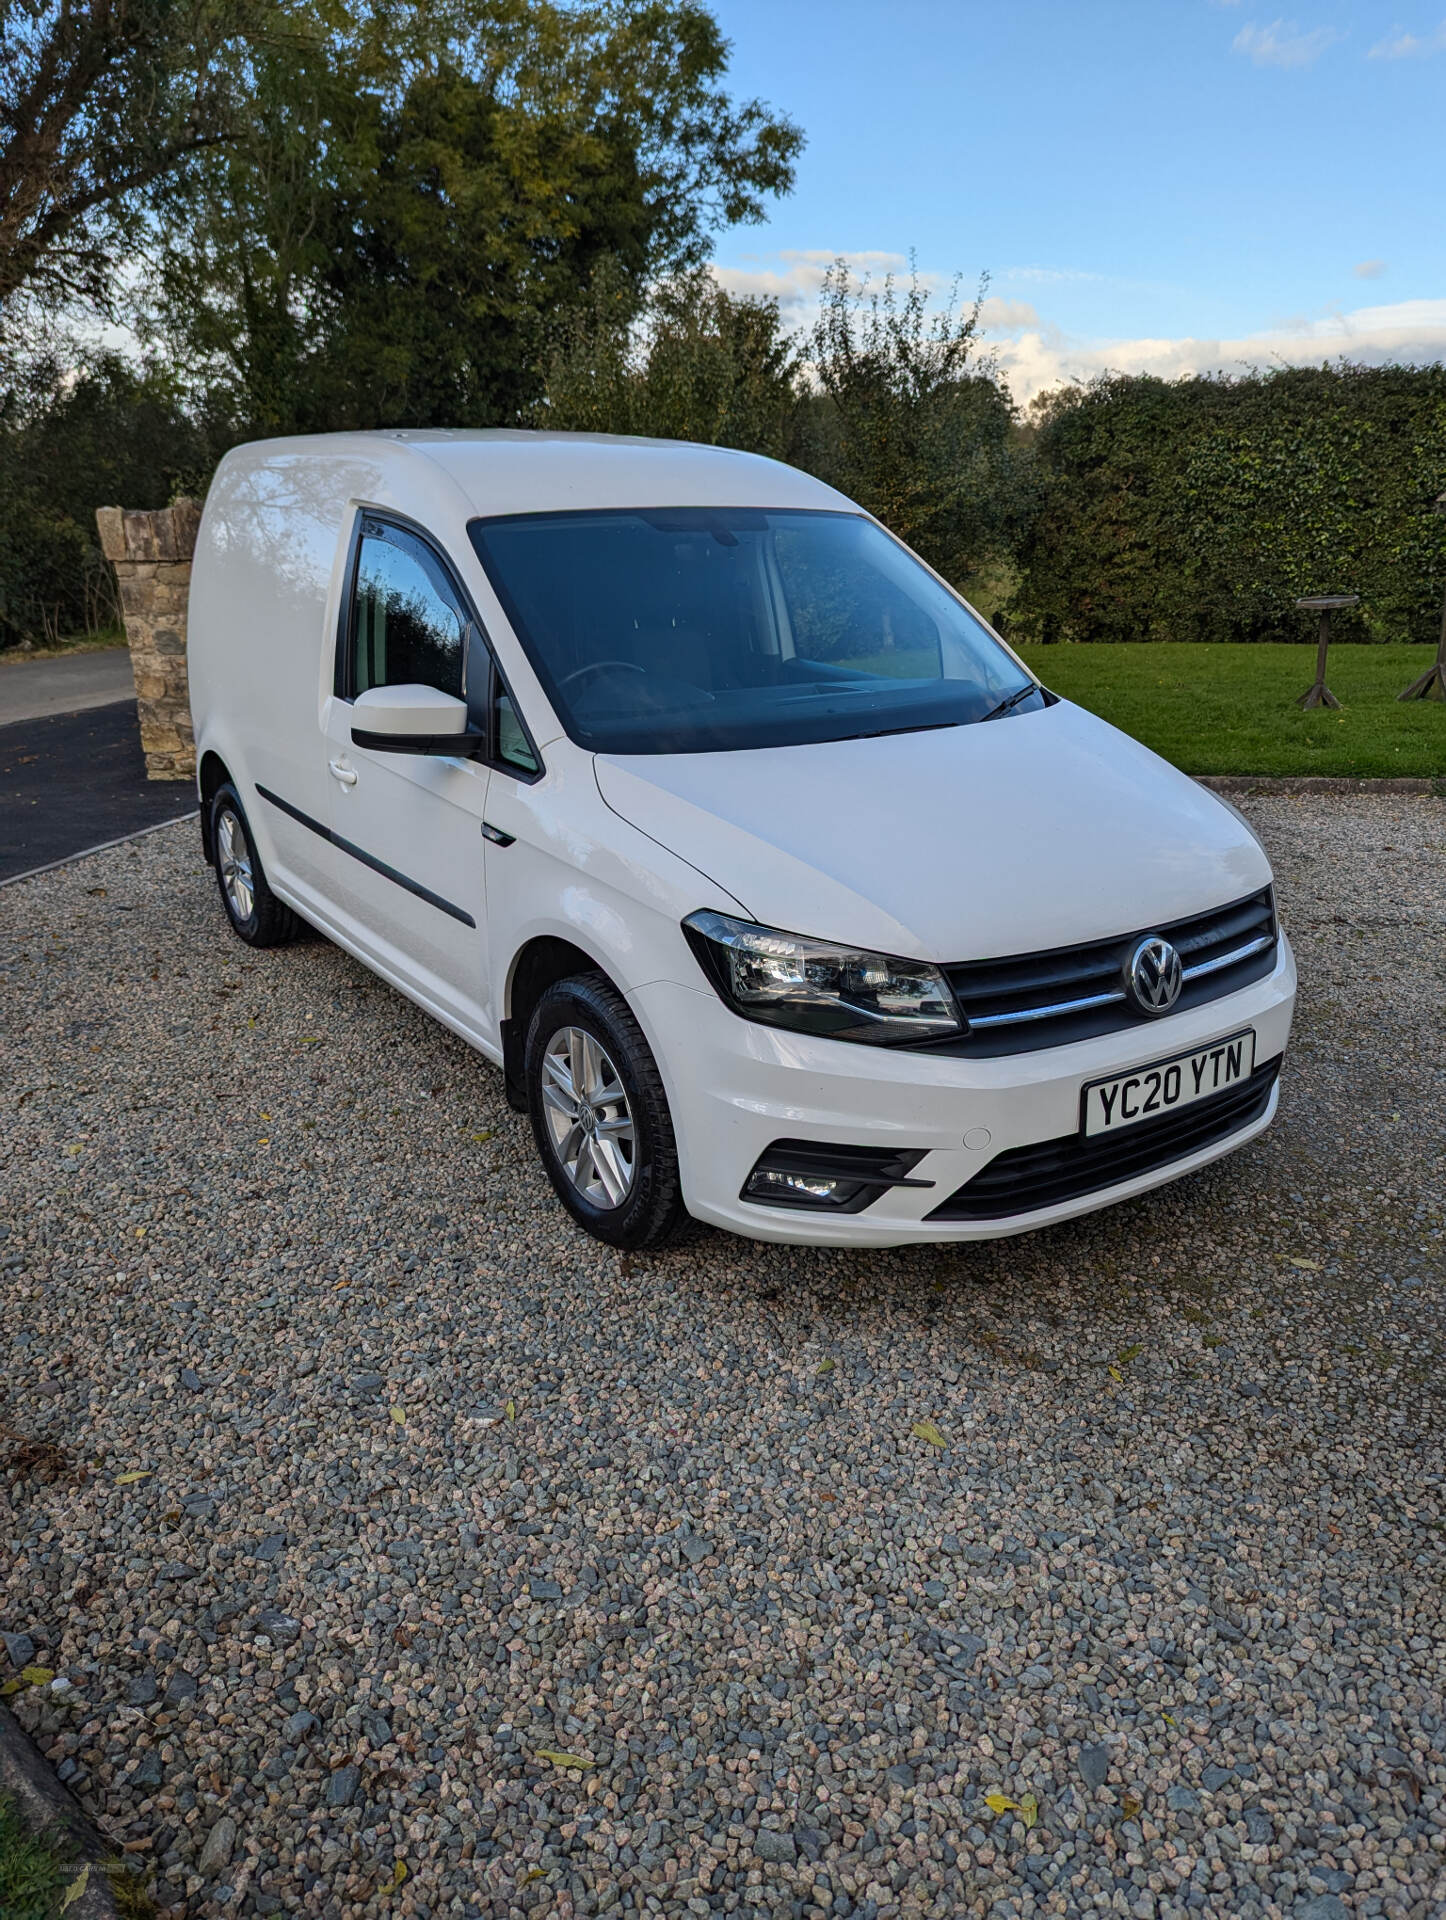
[682,910,962,1045]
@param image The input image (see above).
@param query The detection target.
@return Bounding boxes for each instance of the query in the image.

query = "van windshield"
[467,507,1040,755]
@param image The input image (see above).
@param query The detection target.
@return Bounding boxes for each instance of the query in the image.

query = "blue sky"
[707,1,1445,399]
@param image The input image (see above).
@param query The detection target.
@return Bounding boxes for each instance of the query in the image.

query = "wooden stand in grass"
[1294,594,1358,710]
[1398,493,1446,702]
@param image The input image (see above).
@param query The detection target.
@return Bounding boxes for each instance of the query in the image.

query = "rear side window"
[349,518,467,699]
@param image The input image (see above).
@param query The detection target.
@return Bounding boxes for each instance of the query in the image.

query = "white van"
[188,431,1295,1250]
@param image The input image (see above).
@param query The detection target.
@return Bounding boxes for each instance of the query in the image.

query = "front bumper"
[629,934,1296,1246]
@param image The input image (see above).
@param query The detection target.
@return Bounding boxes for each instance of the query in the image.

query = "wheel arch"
[197,750,233,865]
[501,934,618,1113]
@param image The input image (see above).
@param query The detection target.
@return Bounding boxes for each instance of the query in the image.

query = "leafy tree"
[0,0,271,331]
[149,0,803,431]
[541,259,800,455]
[0,350,213,643]
[804,259,1024,587]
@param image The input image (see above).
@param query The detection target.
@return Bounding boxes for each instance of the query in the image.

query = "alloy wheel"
[217,807,255,923]
[539,1025,636,1208]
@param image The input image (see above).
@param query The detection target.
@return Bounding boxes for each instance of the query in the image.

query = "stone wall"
[95,501,201,782]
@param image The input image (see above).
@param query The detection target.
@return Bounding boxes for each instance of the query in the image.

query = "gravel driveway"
[2,795,1442,1920]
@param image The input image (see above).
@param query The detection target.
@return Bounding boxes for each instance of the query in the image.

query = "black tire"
[209,783,303,948]
[525,971,690,1250]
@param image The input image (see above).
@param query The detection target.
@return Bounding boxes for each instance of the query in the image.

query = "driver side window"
[349,519,467,700]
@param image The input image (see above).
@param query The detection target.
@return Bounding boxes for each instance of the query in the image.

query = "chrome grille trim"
[1180,933,1274,981]
[970,988,1127,1029]
[933,887,1279,1059]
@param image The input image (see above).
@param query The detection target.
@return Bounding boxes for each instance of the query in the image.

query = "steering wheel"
[559,659,647,690]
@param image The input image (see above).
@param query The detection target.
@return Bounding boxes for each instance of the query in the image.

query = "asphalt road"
[0,700,196,884]
[0,647,136,725]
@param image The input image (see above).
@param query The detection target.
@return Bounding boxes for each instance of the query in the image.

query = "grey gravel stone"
[197,1816,236,1874]
[2,801,1442,1920]
[1297,1898,1349,1920]
[126,1673,157,1705]
[325,1763,360,1808]
[2,1631,35,1668]
[679,1535,710,1565]
[754,1828,796,1864]
[162,1669,197,1706]
[180,1366,203,1391]
[252,1532,286,1561]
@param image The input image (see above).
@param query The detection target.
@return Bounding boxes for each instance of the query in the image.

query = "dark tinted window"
[468,508,1037,754]
[350,519,467,699]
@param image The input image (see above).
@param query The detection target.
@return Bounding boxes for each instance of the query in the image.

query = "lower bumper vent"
[928,1056,1282,1222]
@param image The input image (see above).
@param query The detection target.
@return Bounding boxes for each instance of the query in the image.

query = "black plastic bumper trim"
[927,1055,1282,1221]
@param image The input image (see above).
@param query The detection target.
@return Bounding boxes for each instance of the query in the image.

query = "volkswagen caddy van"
[188,431,1296,1249]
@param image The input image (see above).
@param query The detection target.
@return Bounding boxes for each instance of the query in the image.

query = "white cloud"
[989,297,1446,403]
[998,265,1107,285]
[1353,258,1387,279]
[712,250,911,327]
[1232,18,1343,65]
[1368,20,1446,56]
[710,252,1446,405]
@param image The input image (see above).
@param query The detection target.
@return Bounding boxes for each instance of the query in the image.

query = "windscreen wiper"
[979,684,1040,723]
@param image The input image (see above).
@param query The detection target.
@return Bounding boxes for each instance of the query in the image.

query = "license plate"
[1082,1030,1256,1138]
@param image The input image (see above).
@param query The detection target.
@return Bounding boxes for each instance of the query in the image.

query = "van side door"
[321,515,495,1042]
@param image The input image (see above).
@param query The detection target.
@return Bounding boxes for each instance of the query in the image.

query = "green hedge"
[1011,363,1446,644]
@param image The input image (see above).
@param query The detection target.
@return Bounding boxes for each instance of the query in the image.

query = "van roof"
[228,429,849,519]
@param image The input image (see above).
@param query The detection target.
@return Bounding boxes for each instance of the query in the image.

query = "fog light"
[744,1167,860,1205]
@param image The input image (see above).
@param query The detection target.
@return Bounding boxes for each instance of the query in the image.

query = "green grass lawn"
[1015,642,1445,779]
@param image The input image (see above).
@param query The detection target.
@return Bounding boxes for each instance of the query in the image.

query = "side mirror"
[351,684,485,756]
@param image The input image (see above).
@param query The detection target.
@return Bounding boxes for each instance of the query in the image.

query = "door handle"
[481,821,514,847]
[329,760,358,787]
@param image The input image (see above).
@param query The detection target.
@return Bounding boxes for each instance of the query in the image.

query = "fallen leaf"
[520,1867,546,1883]
[505,1400,516,1423]
[1161,1711,1177,1727]
[59,1865,90,1912]
[815,1358,836,1375]
[20,1666,55,1685]
[911,1419,947,1449]
[1107,1365,1123,1383]
[1116,1343,1142,1365]
[535,1748,595,1770]
[1018,1790,1039,1830]
[0,1680,23,1696]
[115,1470,151,1485]
[389,1406,405,1425]
[1289,1257,1320,1271]
[470,1130,493,1143]
[984,1791,1018,1817]
[379,1859,407,1892]
[1121,1793,1142,1818]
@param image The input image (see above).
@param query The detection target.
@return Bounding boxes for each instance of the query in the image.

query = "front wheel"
[525,972,690,1250]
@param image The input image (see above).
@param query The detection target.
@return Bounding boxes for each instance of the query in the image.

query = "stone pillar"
[95,500,202,781]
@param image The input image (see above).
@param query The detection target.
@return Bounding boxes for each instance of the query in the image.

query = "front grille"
[936,887,1277,1058]
[928,1055,1281,1222]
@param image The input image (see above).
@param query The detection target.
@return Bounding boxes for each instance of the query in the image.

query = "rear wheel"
[210,784,302,947]
[525,972,689,1249]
